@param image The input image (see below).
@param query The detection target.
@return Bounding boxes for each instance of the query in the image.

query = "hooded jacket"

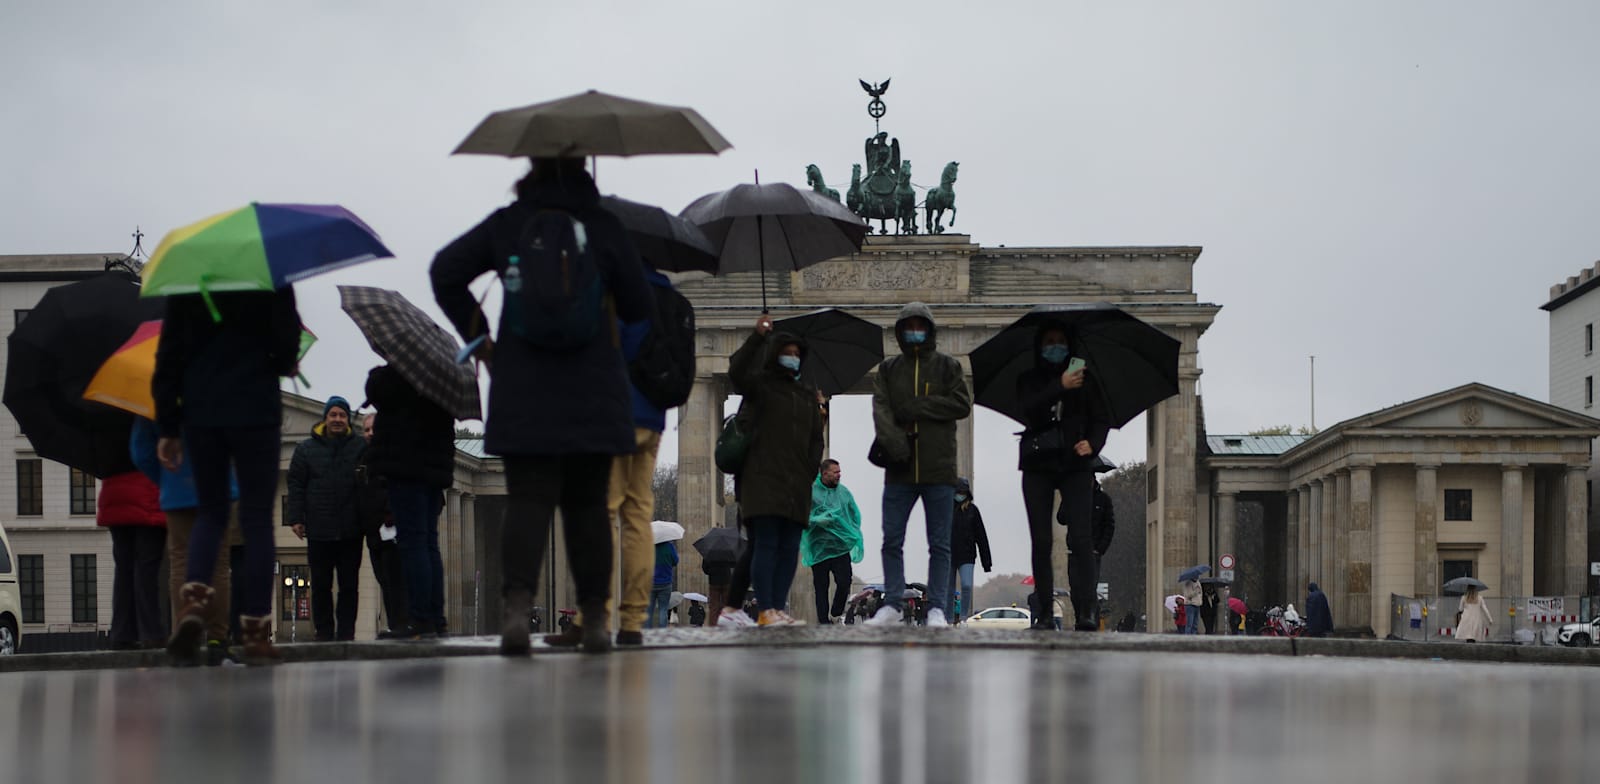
[1015,322,1110,473]
[871,303,972,485]
[728,330,825,524]
[364,365,456,489]
[950,477,992,570]
[286,422,367,541]
[1305,583,1334,637]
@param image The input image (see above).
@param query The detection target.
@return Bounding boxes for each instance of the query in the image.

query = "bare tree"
[652,463,678,523]
[1098,461,1147,630]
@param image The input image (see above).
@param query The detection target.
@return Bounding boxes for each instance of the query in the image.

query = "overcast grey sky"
[6,2,1600,586]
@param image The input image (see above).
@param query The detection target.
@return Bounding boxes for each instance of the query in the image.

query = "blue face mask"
[955,494,968,503]
[777,355,801,372]
[903,330,927,345]
[1041,344,1069,364]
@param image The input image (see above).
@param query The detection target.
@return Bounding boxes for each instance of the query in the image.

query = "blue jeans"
[881,483,954,614]
[749,516,803,612]
[952,562,976,621]
[185,425,280,617]
[648,587,672,628]
[389,481,444,632]
[1185,605,1201,635]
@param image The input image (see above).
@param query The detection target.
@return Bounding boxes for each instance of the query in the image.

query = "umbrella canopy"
[1199,577,1232,587]
[1442,576,1489,595]
[652,520,685,544]
[85,320,318,419]
[142,203,392,304]
[453,90,732,158]
[682,592,709,603]
[4,271,165,476]
[1227,597,1249,615]
[692,527,742,565]
[969,303,1181,428]
[771,308,884,396]
[1164,595,1183,613]
[681,182,869,310]
[1094,455,1116,473]
[599,195,718,273]
[1177,565,1211,583]
[1021,575,1036,586]
[338,285,481,420]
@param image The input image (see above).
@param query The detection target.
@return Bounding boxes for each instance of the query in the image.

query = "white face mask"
[777,355,801,372]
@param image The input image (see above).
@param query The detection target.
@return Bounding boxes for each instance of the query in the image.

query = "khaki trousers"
[579,428,660,633]
[167,507,240,642]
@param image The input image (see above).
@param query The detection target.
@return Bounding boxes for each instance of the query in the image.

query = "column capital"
[1309,476,1325,487]
[1348,455,1376,470]
[1413,461,1441,471]
[1215,488,1239,498]
[1567,464,1590,477]
[1501,461,1529,473]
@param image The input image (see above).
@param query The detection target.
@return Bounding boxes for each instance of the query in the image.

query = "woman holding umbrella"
[1015,322,1109,632]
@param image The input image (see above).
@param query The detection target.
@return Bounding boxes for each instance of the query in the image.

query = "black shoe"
[397,622,437,642]
[1029,620,1056,632]
[544,624,583,648]
[615,630,644,646]
[1074,620,1098,632]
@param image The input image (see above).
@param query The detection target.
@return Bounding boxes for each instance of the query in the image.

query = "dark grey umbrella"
[599,195,717,273]
[452,90,732,158]
[680,181,869,310]
[692,527,743,567]
[772,308,883,396]
[1442,576,1489,595]
[338,285,482,420]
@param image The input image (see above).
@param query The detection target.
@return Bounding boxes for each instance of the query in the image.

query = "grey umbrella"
[599,195,718,273]
[1442,576,1489,595]
[680,181,869,310]
[338,285,482,420]
[453,90,732,158]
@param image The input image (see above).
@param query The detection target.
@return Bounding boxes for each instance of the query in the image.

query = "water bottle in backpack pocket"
[501,210,606,350]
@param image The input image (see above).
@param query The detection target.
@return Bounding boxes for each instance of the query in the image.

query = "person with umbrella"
[1305,582,1333,638]
[865,303,973,629]
[1450,579,1493,642]
[806,459,864,625]
[432,157,654,655]
[649,527,680,629]
[1178,567,1205,635]
[726,315,825,627]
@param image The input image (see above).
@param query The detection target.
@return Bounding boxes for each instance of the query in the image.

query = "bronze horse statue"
[924,161,958,234]
[846,164,863,214]
[806,164,840,203]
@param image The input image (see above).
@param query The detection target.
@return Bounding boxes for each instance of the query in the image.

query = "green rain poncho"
[802,474,865,567]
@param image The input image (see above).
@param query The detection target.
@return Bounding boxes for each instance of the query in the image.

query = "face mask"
[955,494,968,503]
[1041,344,1069,364]
[903,330,927,345]
[777,355,801,372]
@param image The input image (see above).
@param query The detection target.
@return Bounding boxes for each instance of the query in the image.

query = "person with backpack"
[432,157,653,655]
[948,477,992,625]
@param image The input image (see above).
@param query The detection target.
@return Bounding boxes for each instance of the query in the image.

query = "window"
[1147,414,1156,447]
[12,309,29,328]
[18,555,42,623]
[1443,489,1472,521]
[16,459,42,516]
[1147,465,1159,504]
[1441,559,1475,593]
[0,534,9,575]
[69,468,96,515]
[70,554,96,624]
[1588,324,1595,354]
[1588,376,1594,407]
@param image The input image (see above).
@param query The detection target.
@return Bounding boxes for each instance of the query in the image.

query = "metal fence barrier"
[1388,594,1594,644]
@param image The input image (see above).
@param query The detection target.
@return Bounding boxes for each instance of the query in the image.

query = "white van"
[0,524,20,654]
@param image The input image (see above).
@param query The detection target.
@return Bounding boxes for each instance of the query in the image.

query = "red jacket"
[97,472,164,528]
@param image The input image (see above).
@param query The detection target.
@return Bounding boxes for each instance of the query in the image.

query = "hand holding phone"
[1066,357,1086,374]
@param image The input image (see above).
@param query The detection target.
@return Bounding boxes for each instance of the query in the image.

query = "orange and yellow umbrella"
[83,321,318,418]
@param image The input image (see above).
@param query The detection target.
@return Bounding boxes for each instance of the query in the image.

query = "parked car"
[1556,617,1600,647]
[0,524,20,655]
[964,607,1032,630]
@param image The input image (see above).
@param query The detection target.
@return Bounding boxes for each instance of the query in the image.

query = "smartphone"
[1066,357,1086,374]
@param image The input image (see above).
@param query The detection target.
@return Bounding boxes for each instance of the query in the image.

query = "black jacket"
[950,478,992,570]
[1015,327,1110,474]
[286,424,366,541]
[871,303,973,485]
[1091,481,1115,555]
[728,331,825,525]
[354,450,391,538]
[152,288,300,437]
[1305,583,1334,637]
[364,366,456,489]
[430,171,652,457]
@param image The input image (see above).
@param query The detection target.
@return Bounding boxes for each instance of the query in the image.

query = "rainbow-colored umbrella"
[84,320,319,418]
[142,203,392,306]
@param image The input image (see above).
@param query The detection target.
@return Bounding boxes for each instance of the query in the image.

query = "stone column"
[1157,362,1201,626]
[956,411,975,486]
[1216,490,1237,636]
[461,492,477,635]
[1502,464,1526,600]
[1348,464,1373,633]
[1308,479,1324,589]
[1286,489,1301,602]
[676,376,725,601]
[1566,465,1589,596]
[445,489,464,629]
[1332,469,1350,628]
[1414,463,1439,596]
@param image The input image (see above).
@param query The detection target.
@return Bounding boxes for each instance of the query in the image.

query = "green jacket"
[729,330,826,525]
[871,303,972,485]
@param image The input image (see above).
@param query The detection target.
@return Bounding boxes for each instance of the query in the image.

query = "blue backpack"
[502,210,606,350]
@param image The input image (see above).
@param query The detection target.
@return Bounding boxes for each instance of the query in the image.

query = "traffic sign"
[1219,569,1235,582]
[1591,562,1600,577]
[1220,554,1236,569]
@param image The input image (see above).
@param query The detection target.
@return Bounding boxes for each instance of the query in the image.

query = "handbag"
[1018,427,1067,466]
[715,398,757,475]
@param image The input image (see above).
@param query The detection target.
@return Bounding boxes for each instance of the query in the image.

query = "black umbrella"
[681,180,869,311]
[3,270,165,477]
[772,308,884,396]
[692,527,743,567]
[599,195,718,273]
[969,303,1180,428]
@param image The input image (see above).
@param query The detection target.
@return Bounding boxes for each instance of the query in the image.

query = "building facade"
[1543,261,1600,596]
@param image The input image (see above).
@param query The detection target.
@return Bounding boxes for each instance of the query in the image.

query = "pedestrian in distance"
[726,314,825,627]
[157,286,302,665]
[806,459,864,625]
[648,540,678,628]
[1180,576,1203,635]
[1454,585,1493,642]
[432,156,653,655]
[1305,582,1333,638]
[98,470,167,649]
[866,303,973,629]
[286,395,367,641]
[355,412,409,639]
[948,477,992,625]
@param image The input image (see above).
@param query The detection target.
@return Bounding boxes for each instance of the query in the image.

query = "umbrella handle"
[199,277,222,323]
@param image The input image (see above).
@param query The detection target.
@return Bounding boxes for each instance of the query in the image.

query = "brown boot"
[501,589,533,656]
[239,615,282,666]
[579,601,611,654]
[543,622,583,648]
[166,582,214,664]
[707,586,727,628]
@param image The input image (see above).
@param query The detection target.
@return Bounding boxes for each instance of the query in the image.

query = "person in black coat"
[154,288,301,664]
[431,158,652,655]
[286,396,367,641]
[948,477,992,623]
[1305,582,1334,638]
[357,412,408,636]
[1015,321,1110,632]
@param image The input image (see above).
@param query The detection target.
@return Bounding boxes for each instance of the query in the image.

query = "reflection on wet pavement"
[1,648,1596,783]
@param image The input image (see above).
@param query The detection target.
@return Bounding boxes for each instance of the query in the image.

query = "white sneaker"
[718,607,757,628]
[864,606,903,627]
[926,609,950,628]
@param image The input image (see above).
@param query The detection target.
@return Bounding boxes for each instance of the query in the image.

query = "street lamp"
[283,576,307,643]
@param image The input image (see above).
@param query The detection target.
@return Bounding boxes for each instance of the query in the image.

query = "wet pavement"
[3,636,1599,784]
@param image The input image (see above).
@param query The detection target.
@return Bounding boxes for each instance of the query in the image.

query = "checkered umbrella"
[338,285,482,420]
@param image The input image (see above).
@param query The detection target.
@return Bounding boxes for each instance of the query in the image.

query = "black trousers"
[501,454,613,608]
[365,532,409,631]
[308,537,364,641]
[1021,469,1096,626]
[723,517,754,613]
[812,553,852,622]
[109,526,168,645]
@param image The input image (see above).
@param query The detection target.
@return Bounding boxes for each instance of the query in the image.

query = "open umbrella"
[1227,597,1249,615]
[772,308,884,396]
[1199,577,1232,588]
[652,520,685,544]
[84,320,318,419]
[599,195,717,273]
[1164,595,1184,613]
[142,203,392,312]
[1177,565,1211,583]
[969,303,1180,428]
[1021,575,1036,586]
[682,592,709,603]
[4,270,165,477]
[1442,576,1489,595]
[681,181,869,310]
[338,285,482,420]
[692,527,742,565]
[453,90,732,158]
